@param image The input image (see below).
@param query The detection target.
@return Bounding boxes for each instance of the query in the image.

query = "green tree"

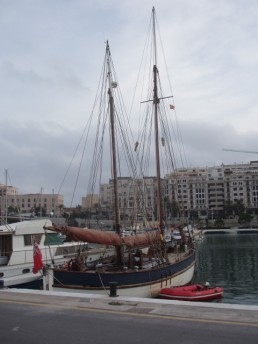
[214,218,224,228]
[234,200,245,216]
[238,213,253,225]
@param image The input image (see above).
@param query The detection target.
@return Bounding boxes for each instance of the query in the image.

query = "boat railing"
[0,244,84,267]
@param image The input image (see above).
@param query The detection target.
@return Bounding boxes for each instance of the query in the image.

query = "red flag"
[33,241,44,274]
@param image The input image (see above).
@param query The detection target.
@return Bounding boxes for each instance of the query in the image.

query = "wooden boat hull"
[49,252,195,298]
[160,284,223,301]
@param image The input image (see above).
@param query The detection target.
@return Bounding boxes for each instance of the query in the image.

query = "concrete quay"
[1,288,258,326]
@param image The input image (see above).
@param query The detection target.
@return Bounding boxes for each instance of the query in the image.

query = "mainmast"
[106,42,122,264]
[152,7,165,234]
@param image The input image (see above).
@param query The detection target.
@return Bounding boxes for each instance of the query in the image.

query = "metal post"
[109,281,118,297]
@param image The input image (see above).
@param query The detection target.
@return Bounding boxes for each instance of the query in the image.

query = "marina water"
[193,232,258,305]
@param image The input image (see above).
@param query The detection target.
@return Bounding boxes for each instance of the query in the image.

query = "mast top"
[106,40,110,53]
[152,7,157,67]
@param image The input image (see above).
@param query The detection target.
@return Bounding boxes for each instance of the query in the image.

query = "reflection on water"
[193,233,258,305]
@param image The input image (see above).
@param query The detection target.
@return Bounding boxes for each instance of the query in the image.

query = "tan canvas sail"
[45,224,162,248]
[45,224,122,246]
[122,231,161,248]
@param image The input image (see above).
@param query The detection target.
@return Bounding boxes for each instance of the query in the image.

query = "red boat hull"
[160,284,223,301]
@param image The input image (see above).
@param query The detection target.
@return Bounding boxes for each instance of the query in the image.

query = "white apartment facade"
[99,177,159,221]
[5,161,257,221]
[81,194,99,210]
[11,193,64,216]
[0,186,64,216]
[165,161,258,220]
[96,162,258,222]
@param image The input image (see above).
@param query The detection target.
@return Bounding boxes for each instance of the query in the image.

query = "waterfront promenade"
[1,288,258,343]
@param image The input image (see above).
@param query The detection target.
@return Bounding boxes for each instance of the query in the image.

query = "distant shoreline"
[203,228,258,234]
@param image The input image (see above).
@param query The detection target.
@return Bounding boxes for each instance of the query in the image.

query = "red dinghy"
[160,283,223,302]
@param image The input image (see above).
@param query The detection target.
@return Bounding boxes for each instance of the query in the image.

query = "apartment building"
[0,184,19,196]
[97,161,258,222]
[81,194,99,210]
[99,177,159,221]
[0,184,19,216]
[1,189,64,216]
[165,167,209,220]
[4,161,257,221]
[224,161,258,209]
[165,161,258,220]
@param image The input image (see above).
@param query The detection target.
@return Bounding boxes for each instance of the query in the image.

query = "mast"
[152,7,164,234]
[5,169,8,224]
[106,42,122,264]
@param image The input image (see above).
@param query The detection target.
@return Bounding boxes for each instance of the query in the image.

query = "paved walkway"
[1,288,258,326]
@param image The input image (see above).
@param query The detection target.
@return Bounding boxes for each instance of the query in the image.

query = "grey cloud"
[1,0,258,206]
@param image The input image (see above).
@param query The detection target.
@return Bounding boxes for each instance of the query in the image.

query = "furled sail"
[45,224,122,246]
[122,231,161,248]
[44,224,162,248]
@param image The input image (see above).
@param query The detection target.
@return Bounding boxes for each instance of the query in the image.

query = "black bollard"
[0,280,5,289]
[109,281,118,297]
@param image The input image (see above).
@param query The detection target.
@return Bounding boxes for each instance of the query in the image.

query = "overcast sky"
[1,0,258,206]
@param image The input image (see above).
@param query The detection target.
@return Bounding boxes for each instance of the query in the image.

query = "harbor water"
[193,232,258,305]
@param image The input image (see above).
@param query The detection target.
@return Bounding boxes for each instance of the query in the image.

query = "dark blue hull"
[10,279,43,290]
[53,252,195,292]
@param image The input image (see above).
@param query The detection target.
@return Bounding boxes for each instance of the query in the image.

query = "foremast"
[152,7,164,235]
[106,41,122,265]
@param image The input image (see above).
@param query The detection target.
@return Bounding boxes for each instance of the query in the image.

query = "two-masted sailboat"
[44,7,195,298]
